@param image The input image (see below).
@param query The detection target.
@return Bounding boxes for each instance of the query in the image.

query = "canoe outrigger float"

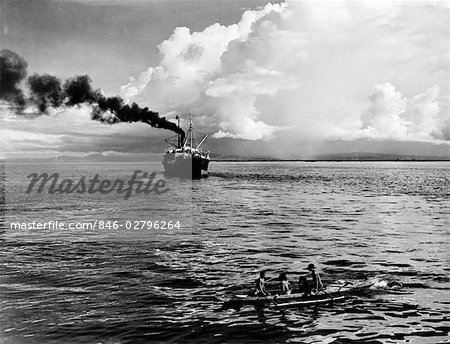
[225,278,400,309]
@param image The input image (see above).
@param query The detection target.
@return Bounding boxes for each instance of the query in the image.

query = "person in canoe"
[253,270,271,296]
[298,275,311,298]
[278,272,292,295]
[307,263,324,292]
[298,263,324,298]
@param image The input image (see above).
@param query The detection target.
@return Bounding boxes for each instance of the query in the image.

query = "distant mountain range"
[3,151,449,163]
[211,152,450,161]
[312,152,450,161]
[4,153,143,163]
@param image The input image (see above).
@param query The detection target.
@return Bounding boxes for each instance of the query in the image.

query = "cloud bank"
[121,0,449,142]
[361,83,444,141]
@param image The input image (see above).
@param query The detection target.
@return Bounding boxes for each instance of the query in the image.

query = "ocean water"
[1,161,449,343]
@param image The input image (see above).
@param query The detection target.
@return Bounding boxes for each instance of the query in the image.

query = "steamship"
[162,116,210,179]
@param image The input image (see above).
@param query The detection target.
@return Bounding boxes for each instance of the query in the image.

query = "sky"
[0,0,449,159]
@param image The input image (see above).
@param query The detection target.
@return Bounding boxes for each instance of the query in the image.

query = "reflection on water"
[1,162,449,343]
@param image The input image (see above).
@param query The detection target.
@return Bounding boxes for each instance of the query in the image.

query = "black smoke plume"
[63,75,100,106]
[28,74,62,113]
[0,49,185,140]
[0,49,27,109]
[64,75,185,141]
[96,97,185,140]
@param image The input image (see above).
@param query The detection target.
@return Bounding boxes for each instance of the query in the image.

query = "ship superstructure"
[162,116,210,179]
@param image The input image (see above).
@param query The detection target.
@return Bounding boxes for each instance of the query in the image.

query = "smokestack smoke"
[0,49,27,109]
[64,75,186,142]
[63,75,99,106]
[28,74,62,113]
[0,50,185,140]
[96,96,185,140]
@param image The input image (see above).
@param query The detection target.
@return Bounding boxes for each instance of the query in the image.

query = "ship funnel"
[176,115,181,147]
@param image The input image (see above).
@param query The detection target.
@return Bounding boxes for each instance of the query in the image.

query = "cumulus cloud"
[405,86,442,139]
[361,83,408,139]
[120,2,298,140]
[361,83,445,141]
[121,0,449,144]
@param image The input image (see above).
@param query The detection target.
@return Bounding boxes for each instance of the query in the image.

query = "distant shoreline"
[2,151,449,164]
[212,159,450,162]
[2,159,450,164]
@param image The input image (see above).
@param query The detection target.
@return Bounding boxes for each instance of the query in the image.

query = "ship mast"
[190,115,193,148]
[183,113,194,148]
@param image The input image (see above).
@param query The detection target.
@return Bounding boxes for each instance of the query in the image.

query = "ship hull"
[163,152,209,179]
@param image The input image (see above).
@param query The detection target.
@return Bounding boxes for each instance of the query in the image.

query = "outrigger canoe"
[225,279,383,309]
[230,293,348,308]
